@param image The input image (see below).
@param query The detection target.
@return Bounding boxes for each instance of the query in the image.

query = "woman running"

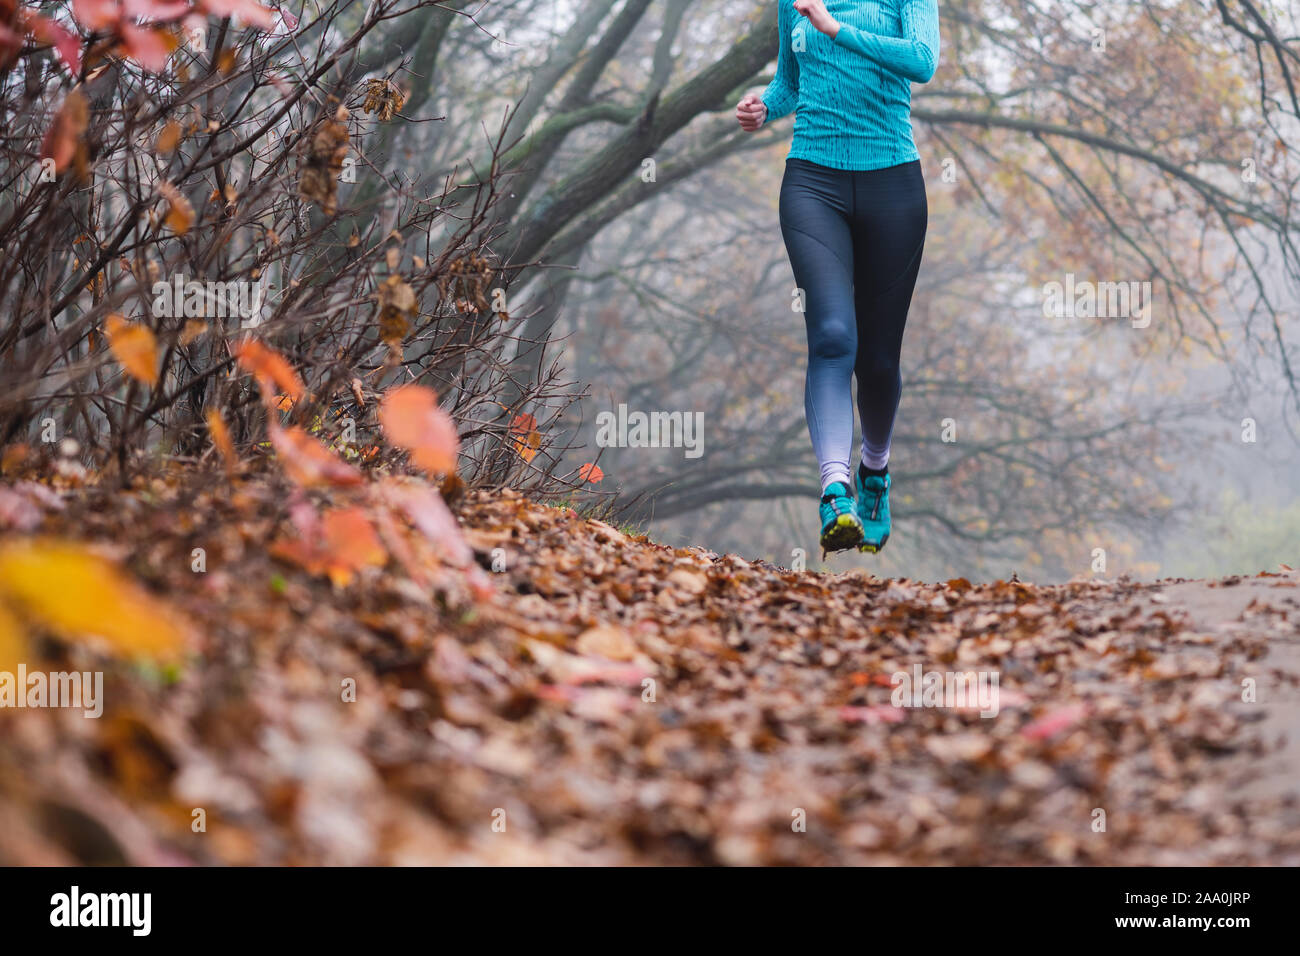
[736,0,939,554]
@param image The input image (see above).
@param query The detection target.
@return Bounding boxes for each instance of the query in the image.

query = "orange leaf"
[270,506,386,588]
[105,314,159,386]
[157,181,193,234]
[269,424,361,488]
[379,384,459,475]
[206,408,237,474]
[578,463,603,484]
[321,507,386,586]
[233,338,304,404]
[514,430,541,463]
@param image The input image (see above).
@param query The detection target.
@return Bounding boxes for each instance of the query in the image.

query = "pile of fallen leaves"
[1,468,1298,863]
[1,341,1298,863]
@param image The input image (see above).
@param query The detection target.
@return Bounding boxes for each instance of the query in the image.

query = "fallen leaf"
[575,625,639,662]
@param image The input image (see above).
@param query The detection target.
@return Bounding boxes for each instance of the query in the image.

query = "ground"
[0,470,1297,865]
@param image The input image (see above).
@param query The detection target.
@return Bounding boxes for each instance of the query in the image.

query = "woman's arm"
[831,0,940,84]
[760,1,801,122]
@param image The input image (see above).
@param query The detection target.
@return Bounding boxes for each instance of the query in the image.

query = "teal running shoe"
[819,481,864,554]
[855,467,891,553]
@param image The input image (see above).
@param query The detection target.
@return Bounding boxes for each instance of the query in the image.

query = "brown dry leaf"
[104,314,159,387]
[298,108,349,215]
[361,78,407,121]
[575,625,639,662]
[376,275,416,361]
[667,567,708,594]
[40,88,89,178]
[156,120,182,154]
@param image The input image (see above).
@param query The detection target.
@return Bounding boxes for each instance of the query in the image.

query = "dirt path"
[1,480,1297,865]
[1133,577,1300,804]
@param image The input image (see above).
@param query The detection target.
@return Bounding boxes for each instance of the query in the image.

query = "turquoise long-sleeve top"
[760,0,940,171]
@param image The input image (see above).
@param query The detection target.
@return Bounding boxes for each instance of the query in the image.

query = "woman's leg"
[778,159,858,492]
[849,160,928,471]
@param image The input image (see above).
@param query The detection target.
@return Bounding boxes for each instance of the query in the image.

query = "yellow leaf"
[0,601,26,673]
[0,539,187,660]
[105,314,159,386]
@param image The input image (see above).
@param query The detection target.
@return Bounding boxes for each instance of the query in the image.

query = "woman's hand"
[736,93,767,131]
[793,0,840,39]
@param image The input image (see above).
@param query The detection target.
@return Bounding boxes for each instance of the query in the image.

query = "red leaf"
[119,24,176,72]
[25,13,82,75]
[123,0,193,21]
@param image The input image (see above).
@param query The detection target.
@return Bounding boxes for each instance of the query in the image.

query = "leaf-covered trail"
[1,478,1297,865]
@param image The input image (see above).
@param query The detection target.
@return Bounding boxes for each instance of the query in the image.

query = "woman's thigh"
[779,160,857,347]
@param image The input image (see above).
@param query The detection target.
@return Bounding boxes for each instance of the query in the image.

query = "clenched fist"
[793,0,840,38]
[736,93,767,131]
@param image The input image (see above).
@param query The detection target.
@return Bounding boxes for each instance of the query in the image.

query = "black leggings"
[778,157,927,490]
